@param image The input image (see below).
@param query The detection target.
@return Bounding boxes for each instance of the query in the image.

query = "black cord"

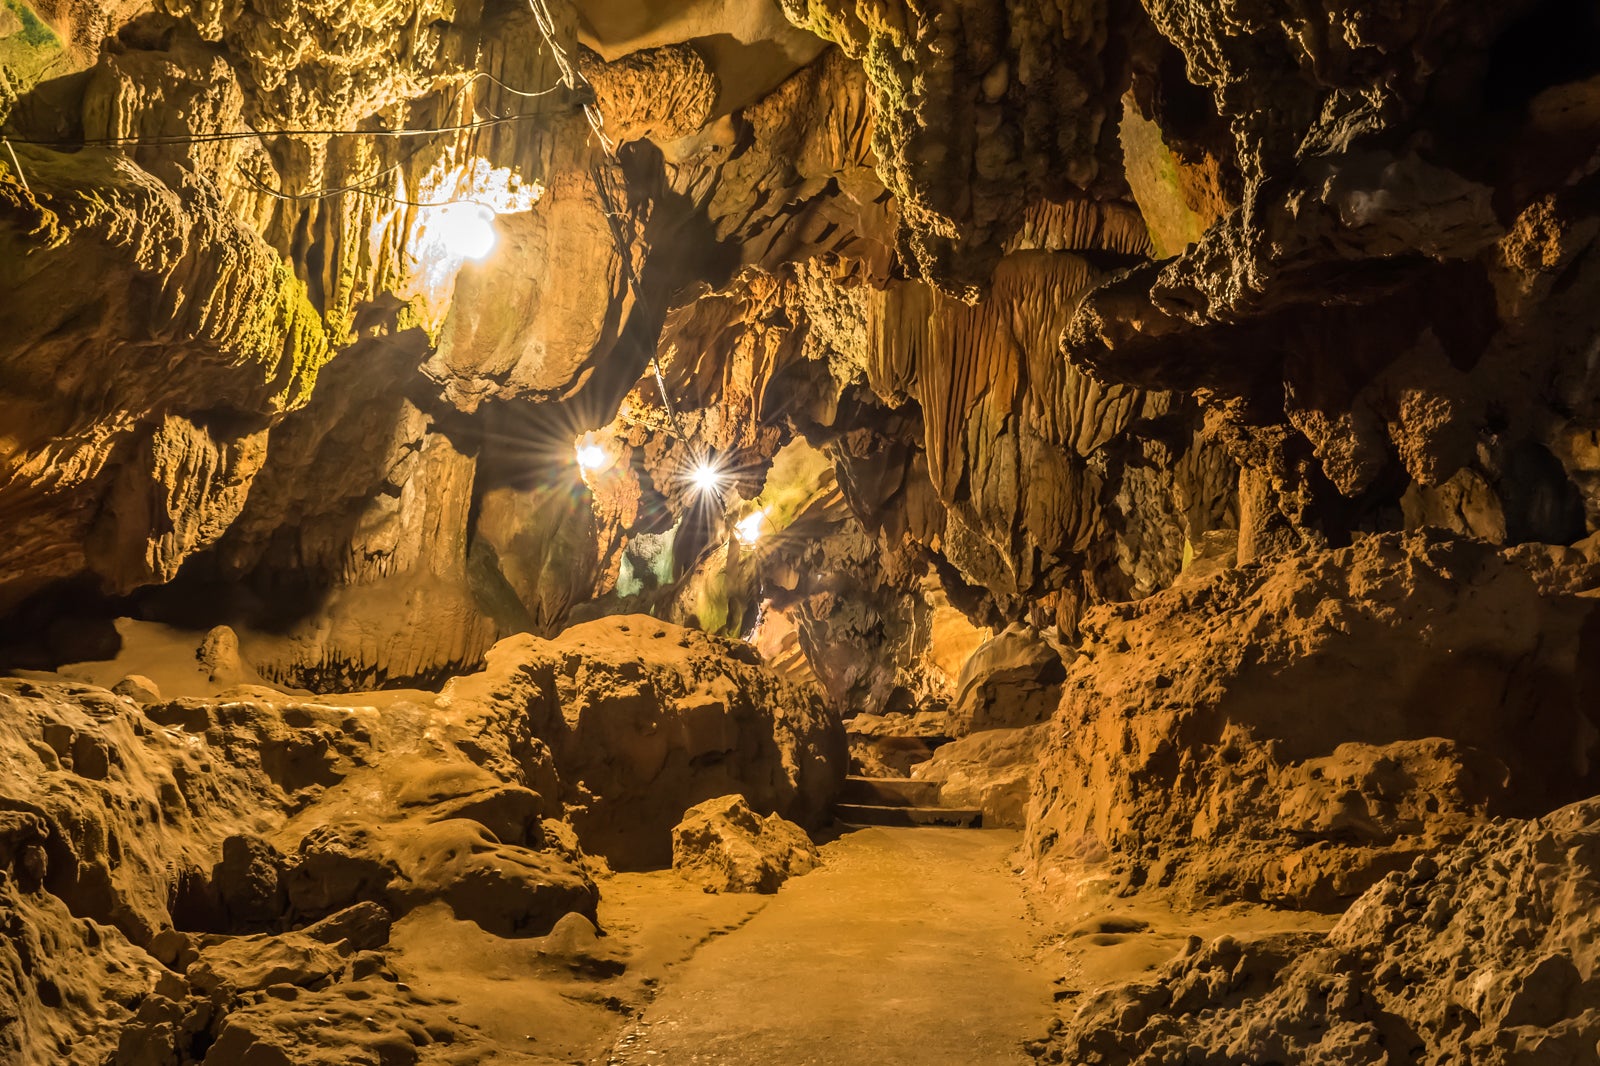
[4,69,567,151]
[590,163,690,444]
[3,111,550,150]
[233,161,509,210]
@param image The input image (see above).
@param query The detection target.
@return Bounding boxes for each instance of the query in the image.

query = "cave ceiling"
[0,0,1596,710]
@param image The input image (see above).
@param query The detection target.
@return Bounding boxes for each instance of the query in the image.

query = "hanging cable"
[3,68,566,152]
[2,138,29,194]
[523,0,688,443]
[8,71,561,207]
[591,163,689,443]
[5,11,687,441]
[2,112,551,150]
[232,162,509,210]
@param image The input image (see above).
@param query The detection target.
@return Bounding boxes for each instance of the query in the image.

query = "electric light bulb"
[576,444,607,471]
[690,462,723,495]
[431,203,497,261]
[735,509,767,546]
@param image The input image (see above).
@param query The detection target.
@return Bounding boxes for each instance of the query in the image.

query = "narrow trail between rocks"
[606,827,1054,1066]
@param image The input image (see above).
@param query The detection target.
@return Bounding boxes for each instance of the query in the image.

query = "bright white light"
[574,432,617,477]
[735,509,767,546]
[430,203,497,261]
[690,462,724,496]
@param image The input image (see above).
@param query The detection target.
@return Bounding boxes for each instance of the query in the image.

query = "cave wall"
[2,0,1599,718]
[8,2,1600,1061]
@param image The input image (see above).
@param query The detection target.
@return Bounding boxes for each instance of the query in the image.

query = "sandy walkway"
[606,826,1054,1065]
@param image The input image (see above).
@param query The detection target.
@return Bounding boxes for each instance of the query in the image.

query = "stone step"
[840,775,943,808]
[832,803,984,828]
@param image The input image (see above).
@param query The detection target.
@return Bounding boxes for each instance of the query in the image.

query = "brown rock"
[439,617,845,868]
[911,725,1046,829]
[111,674,162,705]
[539,911,628,977]
[196,625,247,686]
[671,794,821,894]
[951,625,1068,733]
[1027,532,1600,908]
[1046,798,1600,1065]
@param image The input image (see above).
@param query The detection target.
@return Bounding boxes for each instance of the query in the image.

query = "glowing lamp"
[576,444,608,471]
[431,202,497,261]
[735,509,767,546]
[689,461,724,496]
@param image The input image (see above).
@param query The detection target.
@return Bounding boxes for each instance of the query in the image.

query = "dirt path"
[606,826,1055,1066]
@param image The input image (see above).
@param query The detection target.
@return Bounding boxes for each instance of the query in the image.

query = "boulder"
[539,911,627,977]
[671,794,821,894]
[196,625,249,686]
[439,617,846,868]
[911,726,1047,829]
[111,674,162,705]
[951,625,1068,733]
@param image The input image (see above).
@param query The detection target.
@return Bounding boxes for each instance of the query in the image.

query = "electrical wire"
[13,69,564,207]
[2,112,551,150]
[520,0,684,443]
[591,162,689,443]
[470,69,566,102]
[233,158,509,211]
[3,67,566,152]
[4,7,687,445]
[232,161,402,202]
[2,138,29,193]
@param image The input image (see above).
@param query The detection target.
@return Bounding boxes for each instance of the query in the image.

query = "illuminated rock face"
[1027,532,1600,910]
[0,613,837,1061]
[5,0,1600,1060]
[1047,797,1600,1066]
[439,616,845,868]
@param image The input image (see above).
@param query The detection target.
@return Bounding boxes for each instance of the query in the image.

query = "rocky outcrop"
[911,725,1045,829]
[1059,0,1600,566]
[0,675,581,1061]
[438,616,845,868]
[1027,532,1600,910]
[950,626,1067,733]
[671,793,821,893]
[0,611,840,1058]
[778,0,1141,291]
[8,2,1600,1059]
[1042,797,1600,1066]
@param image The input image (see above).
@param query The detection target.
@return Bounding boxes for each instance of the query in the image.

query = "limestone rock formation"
[7,0,1600,1059]
[951,625,1067,733]
[1027,532,1600,910]
[1041,797,1600,1066]
[0,610,838,1059]
[671,793,821,894]
[438,616,846,868]
[911,725,1045,829]
[0,674,578,1061]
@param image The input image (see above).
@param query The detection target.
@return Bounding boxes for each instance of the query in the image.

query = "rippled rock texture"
[0,616,837,1061]
[1028,532,1600,910]
[6,0,1600,1061]
[1043,797,1600,1066]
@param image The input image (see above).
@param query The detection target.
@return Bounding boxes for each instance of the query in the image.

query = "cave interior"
[5,0,1600,1062]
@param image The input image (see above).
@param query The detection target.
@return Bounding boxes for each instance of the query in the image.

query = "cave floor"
[605,826,1054,1066]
